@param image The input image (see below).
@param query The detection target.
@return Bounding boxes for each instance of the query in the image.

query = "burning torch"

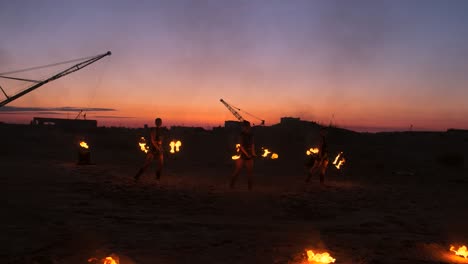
[77,139,91,165]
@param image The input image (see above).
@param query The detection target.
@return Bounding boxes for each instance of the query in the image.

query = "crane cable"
[0,54,98,98]
[227,100,264,123]
[0,55,96,76]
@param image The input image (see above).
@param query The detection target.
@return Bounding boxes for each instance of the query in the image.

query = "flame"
[332,152,346,169]
[232,144,241,160]
[306,148,319,156]
[306,250,336,263]
[261,147,279,159]
[103,257,118,264]
[262,148,271,157]
[138,137,149,153]
[80,141,89,149]
[169,140,182,154]
[450,245,468,259]
[88,256,118,264]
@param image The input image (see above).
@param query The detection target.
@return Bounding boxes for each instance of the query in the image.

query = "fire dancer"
[230,120,256,190]
[306,127,329,185]
[134,117,165,182]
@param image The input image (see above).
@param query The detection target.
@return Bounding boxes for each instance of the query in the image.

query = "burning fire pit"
[305,249,336,263]
[450,245,468,259]
[77,140,91,165]
[88,255,119,264]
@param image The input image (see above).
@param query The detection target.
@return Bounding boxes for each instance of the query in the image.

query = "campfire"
[169,140,182,154]
[261,147,279,160]
[138,137,149,153]
[305,249,336,263]
[450,245,468,259]
[232,144,241,160]
[88,255,119,264]
[332,152,345,169]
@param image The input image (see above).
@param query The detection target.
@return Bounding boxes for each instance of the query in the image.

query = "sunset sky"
[1,0,467,131]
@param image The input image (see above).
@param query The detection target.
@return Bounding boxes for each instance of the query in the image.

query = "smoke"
[317,0,395,76]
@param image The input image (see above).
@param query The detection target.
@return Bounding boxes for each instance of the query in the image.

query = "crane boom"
[0,51,111,107]
[220,98,244,122]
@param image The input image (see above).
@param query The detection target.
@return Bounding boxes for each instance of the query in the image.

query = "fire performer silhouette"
[306,127,329,185]
[134,117,164,182]
[230,120,256,190]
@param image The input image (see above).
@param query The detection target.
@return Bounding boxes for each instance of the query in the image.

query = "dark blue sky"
[1,0,467,130]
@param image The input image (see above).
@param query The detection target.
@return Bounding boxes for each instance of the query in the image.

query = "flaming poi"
[232,143,241,160]
[306,147,319,156]
[138,137,149,153]
[261,147,279,159]
[262,148,271,157]
[306,249,336,263]
[332,152,345,169]
[169,140,182,154]
[450,245,468,259]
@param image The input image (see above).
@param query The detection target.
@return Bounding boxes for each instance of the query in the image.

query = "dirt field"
[2,124,468,264]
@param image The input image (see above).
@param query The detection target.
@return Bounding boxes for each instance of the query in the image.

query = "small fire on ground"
[169,140,182,154]
[332,152,345,169]
[88,255,119,264]
[305,249,336,263]
[138,137,149,153]
[450,245,468,259]
[80,141,89,149]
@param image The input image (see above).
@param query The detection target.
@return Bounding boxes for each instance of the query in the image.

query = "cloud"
[0,106,116,112]
[93,115,135,119]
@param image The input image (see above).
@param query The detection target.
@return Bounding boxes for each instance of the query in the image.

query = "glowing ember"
[138,137,149,153]
[169,140,182,154]
[88,256,118,264]
[80,141,89,149]
[232,144,241,160]
[332,152,346,169]
[271,153,279,159]
[306,147,319,156]
[450,245,468,259]
[306,250,336,263]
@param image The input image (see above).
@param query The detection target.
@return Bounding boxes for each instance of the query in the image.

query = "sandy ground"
[2,125,468,264]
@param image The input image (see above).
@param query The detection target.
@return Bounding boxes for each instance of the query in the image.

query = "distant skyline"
[1,0,468,132]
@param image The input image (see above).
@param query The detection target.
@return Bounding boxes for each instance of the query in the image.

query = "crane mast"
[220,98,244,122]
[220,98,265,125]
[0,51,111,107]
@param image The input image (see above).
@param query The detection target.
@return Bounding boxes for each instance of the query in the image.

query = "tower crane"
[0,51,111,107]
[220,98,265,126]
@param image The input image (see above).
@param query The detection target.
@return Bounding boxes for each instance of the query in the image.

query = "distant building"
[224,120,241,130]
[280,117,301,125]
[32,117,97,130]
[447,128,468,134]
